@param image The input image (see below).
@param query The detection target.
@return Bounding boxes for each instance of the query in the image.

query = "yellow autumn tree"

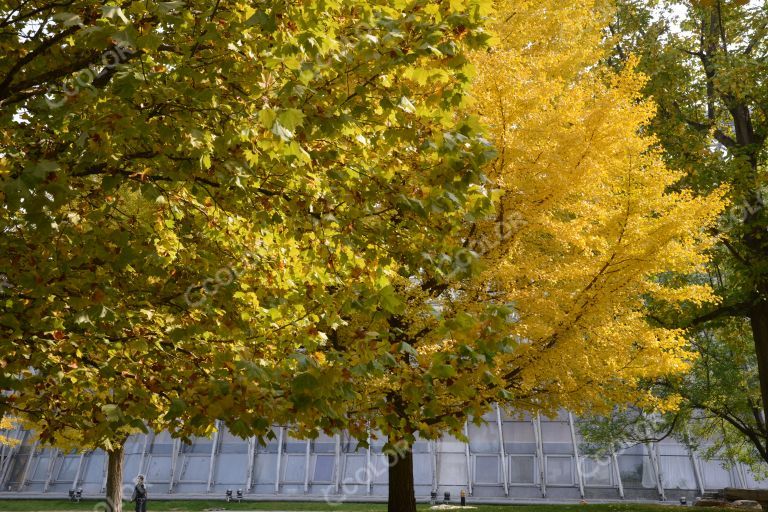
[466,0,726,413]
[0,416,18,446]
[248,2,727,512]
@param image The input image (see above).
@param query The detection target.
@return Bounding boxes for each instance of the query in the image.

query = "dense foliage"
[0,1,492,509]
[590,0,768,471]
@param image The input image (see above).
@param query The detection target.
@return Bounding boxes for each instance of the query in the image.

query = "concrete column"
[72,452,86,491]
[734,461,748,488]
[0,427,23,490]
[303,439,311,493]
[686,444,705,495]
[274,427,284,494]
[532,414,546,498]
[101,450,108,493]
[429,440,438,495]
[245,436,256,491]
[645,441,665,500]
[610,449,624,499]
[0,435,7,468]
[463,421,472,496]
[333,434,341,494]
[365,433,372,495]
[568,413,585,498]
[206,421,221,493]
[42,449,59,492]
[137,434,150,478]
[641,417,665,500]
[495,405,509,496]
[19,441,39,491]
[168,438,181,493]
[654,442,666,496]
[0,427,14,481]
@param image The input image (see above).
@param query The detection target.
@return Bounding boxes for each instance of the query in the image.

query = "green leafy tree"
[1,1,494,510]
[602,0,768,468]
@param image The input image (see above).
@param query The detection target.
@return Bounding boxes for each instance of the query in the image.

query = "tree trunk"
[106,441,125,512]
[750,298,768,422]
[387,439,416,512]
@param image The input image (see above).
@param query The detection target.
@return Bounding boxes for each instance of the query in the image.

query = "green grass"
[0,501,732,512]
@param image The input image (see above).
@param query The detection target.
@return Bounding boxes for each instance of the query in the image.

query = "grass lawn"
[0,501,732,512]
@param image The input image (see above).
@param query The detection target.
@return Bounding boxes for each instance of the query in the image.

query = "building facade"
[1,408,765,502]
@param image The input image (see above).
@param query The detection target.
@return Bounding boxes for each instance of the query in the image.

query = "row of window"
[6,449,757,493]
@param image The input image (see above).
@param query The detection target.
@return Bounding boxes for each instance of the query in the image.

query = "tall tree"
[1,1,494,509]
[604,0,768,466]
[272,2,726,511]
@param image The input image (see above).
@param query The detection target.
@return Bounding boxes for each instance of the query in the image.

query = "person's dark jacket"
[131,483,147,502]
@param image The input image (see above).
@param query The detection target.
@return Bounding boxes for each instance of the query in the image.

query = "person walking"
[130,475,147,512]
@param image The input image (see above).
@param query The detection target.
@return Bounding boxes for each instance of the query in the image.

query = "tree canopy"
[263,1,725,510]
[1,1,493,510]
[0,1,746,511]
[597,0,768,470]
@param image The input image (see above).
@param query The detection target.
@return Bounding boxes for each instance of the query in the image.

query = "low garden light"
[225,489,232,502]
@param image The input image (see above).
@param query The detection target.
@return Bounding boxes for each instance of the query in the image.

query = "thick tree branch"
[0,25,82,97]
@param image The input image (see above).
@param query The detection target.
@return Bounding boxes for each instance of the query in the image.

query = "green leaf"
[278,108,305,131]
[379,285,404,314]
[166,398,187,419]
[258,108,277,129]
[101,404,121,422]
[429,364,456,379]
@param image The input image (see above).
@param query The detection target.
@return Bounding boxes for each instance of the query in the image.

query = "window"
[178,456,209,482]
[474,455,500,484]
[468,423,498,454]
[343,455,366,484]
[313,455,334,483]
[502,422,535,443]
[437,453,467,485]
[509,455,535,484]
[56,456,79,482]
[546,456,573,486]
[281,455,305,483]
[660,455,696,489]
[702,460,733,489]
[617,454,644,487]
[582,458,612,486]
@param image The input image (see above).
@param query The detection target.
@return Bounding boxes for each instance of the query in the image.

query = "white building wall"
[1,413,766,501]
